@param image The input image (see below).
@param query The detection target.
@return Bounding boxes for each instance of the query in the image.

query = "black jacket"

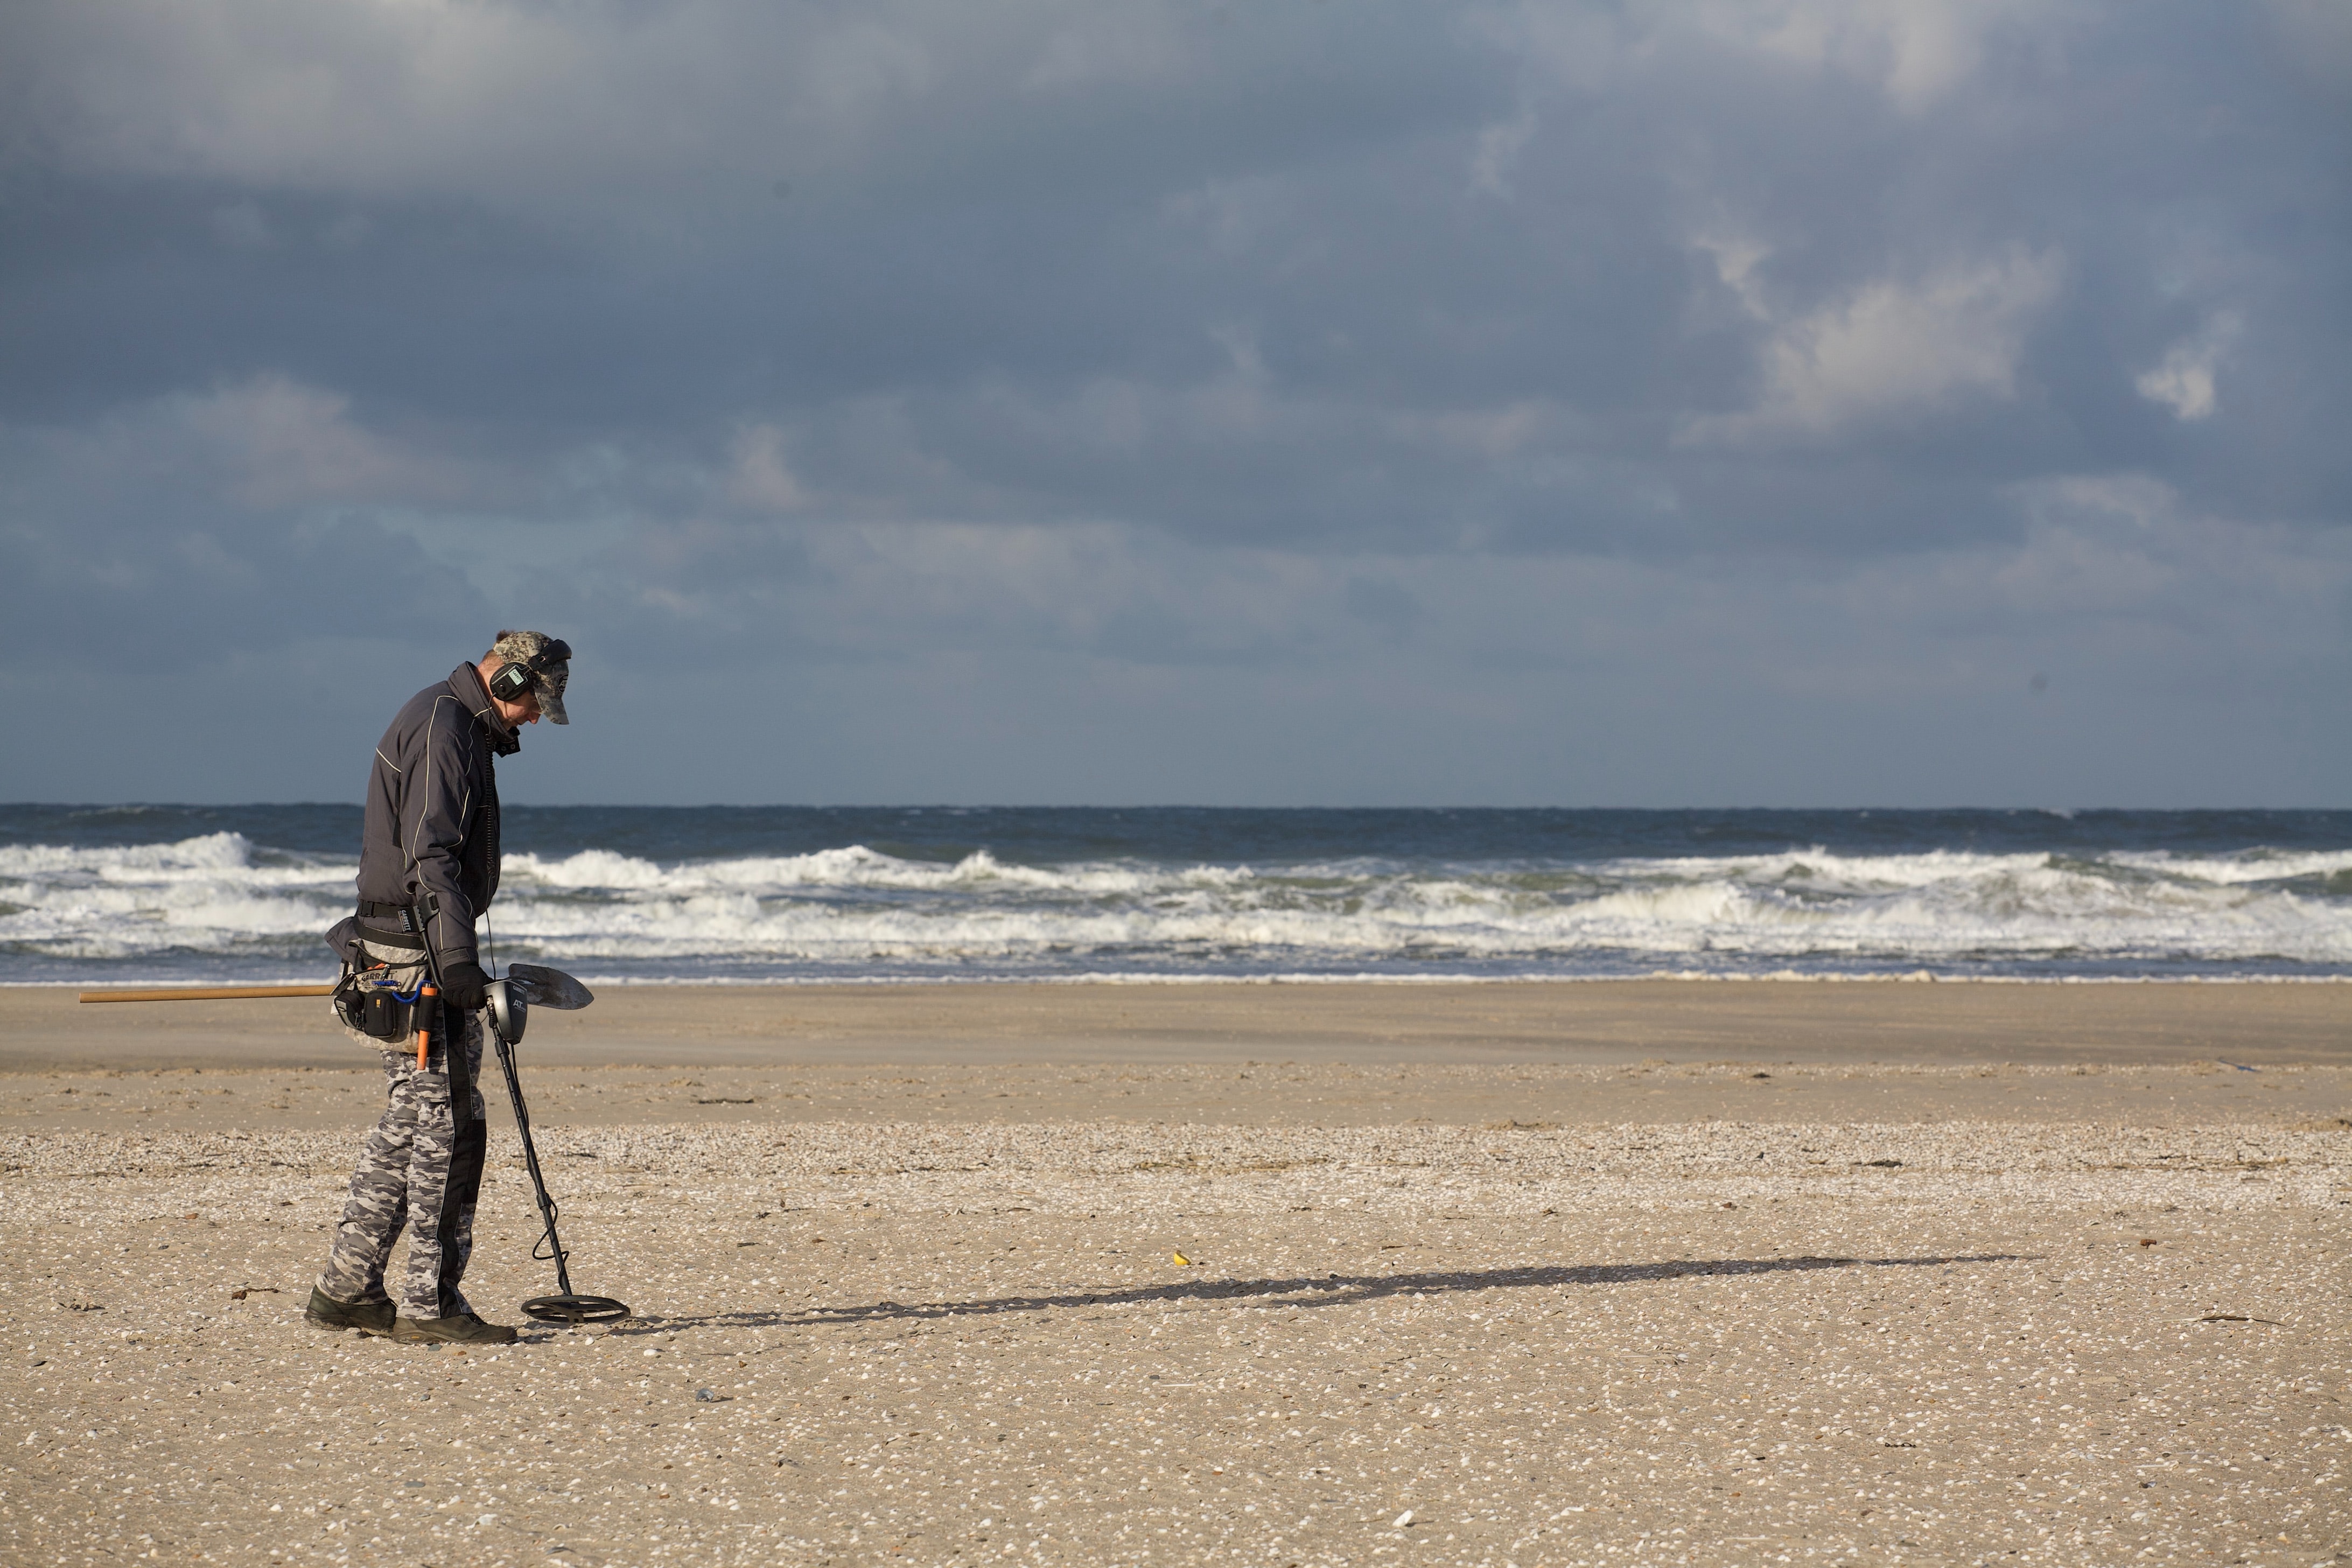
[354,664,514,969]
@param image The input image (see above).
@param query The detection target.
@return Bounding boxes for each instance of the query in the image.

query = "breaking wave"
[8,815,2352,983]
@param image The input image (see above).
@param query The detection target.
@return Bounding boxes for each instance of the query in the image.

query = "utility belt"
[330,902,443,1048]
[333,964,429,1042]
[354,899,428,949]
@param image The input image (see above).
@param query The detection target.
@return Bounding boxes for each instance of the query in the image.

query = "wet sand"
[3,982,2348,1565]
[13,977,2352,1073]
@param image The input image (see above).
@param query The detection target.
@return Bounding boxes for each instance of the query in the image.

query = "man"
[305,630,572,1346]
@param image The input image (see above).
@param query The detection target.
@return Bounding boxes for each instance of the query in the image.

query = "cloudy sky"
[3,0,2347,806]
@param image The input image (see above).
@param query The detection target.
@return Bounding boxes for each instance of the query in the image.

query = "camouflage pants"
[316,981,490,1319]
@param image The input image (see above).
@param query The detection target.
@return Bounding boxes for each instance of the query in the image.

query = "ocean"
[7,804,2352,986]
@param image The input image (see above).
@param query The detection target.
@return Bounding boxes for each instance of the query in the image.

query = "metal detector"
[76,916,632,1327]
[485,964,632,1326]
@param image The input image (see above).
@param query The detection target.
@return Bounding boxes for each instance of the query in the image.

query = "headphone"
[488,637,572,704]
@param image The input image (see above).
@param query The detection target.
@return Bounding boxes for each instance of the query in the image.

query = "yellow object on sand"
[1172,1251,1192,1266]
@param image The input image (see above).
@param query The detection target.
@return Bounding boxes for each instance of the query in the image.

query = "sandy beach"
[4,981,2347,1566]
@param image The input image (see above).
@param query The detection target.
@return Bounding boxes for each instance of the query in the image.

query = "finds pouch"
[332,940,431,1050]
[355,988,410,1042]
[324,915,362,969]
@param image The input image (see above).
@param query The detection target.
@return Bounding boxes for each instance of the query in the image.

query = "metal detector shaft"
[490,1031,576,1298]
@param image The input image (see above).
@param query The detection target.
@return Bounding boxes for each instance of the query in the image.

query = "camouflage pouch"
[332,941,432,1050]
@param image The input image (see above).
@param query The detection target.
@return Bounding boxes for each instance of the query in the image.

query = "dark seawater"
[6,804,2352,984]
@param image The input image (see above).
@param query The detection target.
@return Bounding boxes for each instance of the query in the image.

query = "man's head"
[481,630,571,727]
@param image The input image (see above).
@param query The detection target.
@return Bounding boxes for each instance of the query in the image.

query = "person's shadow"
[594,1251,2035,1336]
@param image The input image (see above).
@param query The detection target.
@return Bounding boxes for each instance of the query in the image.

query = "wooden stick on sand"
[79,985,337,1004]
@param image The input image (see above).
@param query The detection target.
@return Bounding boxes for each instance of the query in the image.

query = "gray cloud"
[1,0,2346,803]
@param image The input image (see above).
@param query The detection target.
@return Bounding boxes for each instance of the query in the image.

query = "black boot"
[304,1286,396,1336]
[392,1312,519,1345]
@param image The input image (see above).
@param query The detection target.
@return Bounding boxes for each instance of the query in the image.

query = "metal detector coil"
[485,968,631,1327]
[521,1291,631,1325]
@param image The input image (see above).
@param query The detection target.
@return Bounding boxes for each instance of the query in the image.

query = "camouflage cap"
[488,629,571,725]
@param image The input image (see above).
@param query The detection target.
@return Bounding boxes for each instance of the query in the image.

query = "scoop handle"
[414,983,440,1069]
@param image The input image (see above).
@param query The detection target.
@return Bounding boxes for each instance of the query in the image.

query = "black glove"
[438,959,491,1012]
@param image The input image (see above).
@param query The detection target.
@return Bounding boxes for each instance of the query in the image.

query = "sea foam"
[8,825,2352,984]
